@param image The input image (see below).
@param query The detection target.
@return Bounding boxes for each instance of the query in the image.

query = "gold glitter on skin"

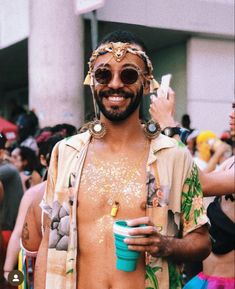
[80,156,145,207]
[79,150,148,244]
[95,215,114,244]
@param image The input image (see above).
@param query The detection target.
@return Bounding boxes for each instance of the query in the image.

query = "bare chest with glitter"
[79,154,147,218]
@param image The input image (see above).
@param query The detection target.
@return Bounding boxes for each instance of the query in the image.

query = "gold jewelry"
[83,41,159,93]
[110,201,120,217]
[87,77,107,138]
[88,119,106,139]
[143,120,161,139]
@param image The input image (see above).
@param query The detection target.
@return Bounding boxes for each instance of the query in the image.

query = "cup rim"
[113,220,144,237]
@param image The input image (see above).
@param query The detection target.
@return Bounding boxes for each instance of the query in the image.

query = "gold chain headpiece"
[84,41,159,92]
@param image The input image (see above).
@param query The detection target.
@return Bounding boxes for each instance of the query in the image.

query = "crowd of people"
[0,112,77,289]
[0,30,234,289]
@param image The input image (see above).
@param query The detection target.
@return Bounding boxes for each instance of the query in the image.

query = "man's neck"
[98,112,146,149]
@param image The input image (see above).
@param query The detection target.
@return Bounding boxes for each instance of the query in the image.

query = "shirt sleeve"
[40,142,60,218]
[181,163,209,236]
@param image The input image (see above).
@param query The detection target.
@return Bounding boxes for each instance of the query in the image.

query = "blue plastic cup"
[113,220,145,272]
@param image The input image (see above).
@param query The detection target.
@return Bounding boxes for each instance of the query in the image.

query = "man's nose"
[107,71,124,90]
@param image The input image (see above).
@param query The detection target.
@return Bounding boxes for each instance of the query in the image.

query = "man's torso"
[77,141,149,289]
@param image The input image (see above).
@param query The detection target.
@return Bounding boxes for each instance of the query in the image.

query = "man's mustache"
[99,89,134,99]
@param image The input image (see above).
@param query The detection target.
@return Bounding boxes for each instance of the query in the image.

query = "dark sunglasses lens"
[94,68,112,84]
[121,68,139,84]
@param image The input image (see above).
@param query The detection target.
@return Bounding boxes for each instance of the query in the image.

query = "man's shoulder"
[151,134,193,170]
[152,134,190,156]
[57,130,91,152]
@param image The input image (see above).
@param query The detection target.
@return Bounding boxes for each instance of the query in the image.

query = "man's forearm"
[166,225,211,263]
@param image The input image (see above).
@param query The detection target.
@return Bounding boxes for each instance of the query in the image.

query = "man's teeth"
[108,96,124,102]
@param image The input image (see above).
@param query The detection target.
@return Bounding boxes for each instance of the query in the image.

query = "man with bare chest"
[32,30,211,289]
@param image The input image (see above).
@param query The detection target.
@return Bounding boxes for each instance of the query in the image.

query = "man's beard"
[94,86,144,122]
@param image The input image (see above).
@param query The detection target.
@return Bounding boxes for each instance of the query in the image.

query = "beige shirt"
[41,131,208,289]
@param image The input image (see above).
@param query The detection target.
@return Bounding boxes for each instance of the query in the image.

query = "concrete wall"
[150,43,187,121]
[0,0,29,48]
[92,0,234,37]
[28,0,85,128]
[187,37,234,135]
[140,43,187,122]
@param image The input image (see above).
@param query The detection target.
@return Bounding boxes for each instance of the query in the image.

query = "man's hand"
[124,217,211,263]
[149,88,177,130]
[124,217,172,258]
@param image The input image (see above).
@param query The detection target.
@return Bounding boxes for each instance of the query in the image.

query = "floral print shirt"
[41,131,208,289]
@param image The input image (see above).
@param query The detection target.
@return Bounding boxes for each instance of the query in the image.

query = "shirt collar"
[64,131,176,162]
[148,134,177,165]
[65,130,91,151]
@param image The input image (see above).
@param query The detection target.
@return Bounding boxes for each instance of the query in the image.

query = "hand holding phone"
[158,74,172,98]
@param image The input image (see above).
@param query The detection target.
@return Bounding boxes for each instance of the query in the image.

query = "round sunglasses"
[93,67,143,85]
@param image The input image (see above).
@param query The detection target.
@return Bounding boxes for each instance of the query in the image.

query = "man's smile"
[105,95,127,106]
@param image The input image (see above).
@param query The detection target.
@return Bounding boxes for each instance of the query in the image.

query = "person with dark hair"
[11,146,41,191]
[16,111,39,154]
[0,134,23,288]
[181,114,194,133]
[29,30,209,289]
[3,134,63,287]
[50,123,77,138]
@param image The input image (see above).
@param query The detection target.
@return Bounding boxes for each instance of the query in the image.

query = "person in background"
[150,94,235,289]
[194,130,232,172]
[51,123,77,138]
[181,114,194,134]
[194,130,218,170]
[3,134,63,288]
[0,133,23,288]
[220,129,235,155]
[186,130,199,157]
[35,127,53,145]
[16,111,39,154]
[11,146,41,192]
[7,98,26,124]
[183,108,235,289]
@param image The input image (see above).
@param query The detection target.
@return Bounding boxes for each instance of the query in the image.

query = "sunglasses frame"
[92,66,146,86]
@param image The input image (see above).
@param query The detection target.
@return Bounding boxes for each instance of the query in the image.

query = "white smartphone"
[159,74,172,98]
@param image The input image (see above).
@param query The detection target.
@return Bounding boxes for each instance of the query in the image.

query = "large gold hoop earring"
[143,120,161,139]
[89,80,107,139]
[88,119,107,139]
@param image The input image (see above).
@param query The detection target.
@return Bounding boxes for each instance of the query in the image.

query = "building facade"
[0,0,234,134]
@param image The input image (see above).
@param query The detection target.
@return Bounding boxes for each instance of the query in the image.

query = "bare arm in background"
[150,91,235,196]
[3,182,46,280]
[199,159,235,196]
